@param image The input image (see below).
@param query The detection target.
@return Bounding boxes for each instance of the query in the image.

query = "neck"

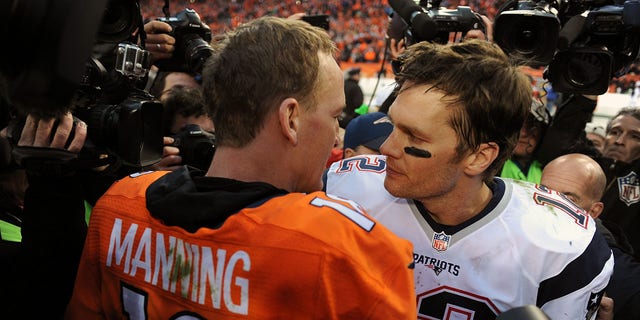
[419,179,493,226]
[207,137,294,191]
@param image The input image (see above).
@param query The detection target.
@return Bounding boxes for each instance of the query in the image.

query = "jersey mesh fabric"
[66,170,415,319]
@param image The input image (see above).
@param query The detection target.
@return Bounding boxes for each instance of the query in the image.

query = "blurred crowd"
[140,0,505,63]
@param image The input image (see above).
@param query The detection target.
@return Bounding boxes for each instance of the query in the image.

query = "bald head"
[541,153,606,218]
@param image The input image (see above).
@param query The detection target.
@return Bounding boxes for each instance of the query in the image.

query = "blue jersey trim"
[537,230,611,306]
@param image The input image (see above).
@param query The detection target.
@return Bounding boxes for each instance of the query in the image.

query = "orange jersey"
[66,171,416,319]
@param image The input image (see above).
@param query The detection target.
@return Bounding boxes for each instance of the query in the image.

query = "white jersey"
[326,155,614,320]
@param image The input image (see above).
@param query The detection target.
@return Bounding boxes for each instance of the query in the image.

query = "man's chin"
[383,178,405,198]
[604,150,625,162]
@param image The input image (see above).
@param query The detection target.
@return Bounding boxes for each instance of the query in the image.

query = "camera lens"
[78,104,120,146]
[512,28,539,54]
[494,11,559,66]
[181,34,214,74]
[547,49,613,95]
[98,0,139,42]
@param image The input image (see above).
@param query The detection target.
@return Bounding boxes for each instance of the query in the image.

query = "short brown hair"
[607,107,640,133]
[202,16,336,147]
[394,39,531,181]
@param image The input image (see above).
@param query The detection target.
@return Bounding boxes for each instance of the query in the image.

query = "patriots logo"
[427,264,444,275]
[618,171,640,206]
[432,231,451,252]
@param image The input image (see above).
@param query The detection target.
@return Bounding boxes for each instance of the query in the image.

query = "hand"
[18,113,86,152]
[144,20,176,63]
[389,38,406,60]
[597,296,614,320]
[287,13,306,20]
[149,136,183,171]
[12,113,87,176]
[464,15,493,42]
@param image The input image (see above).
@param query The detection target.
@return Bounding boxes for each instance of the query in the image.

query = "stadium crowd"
[2,0,640,319]
[139,0,504,64]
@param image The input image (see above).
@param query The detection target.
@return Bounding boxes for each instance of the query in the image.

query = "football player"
[326,39,613,319]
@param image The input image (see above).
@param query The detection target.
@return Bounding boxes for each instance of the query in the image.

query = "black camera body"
[171,124,216,171]
[388,0,484,45]
[494,0,640,95]
[155,9,214,75]
[1,0,165,170]
[72,90,163,168]
[420,3,485,44]
[66,5,164,169]
[493,0,560,66]
[546,2,640,94]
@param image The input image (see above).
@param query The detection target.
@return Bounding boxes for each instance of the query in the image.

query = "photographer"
[154,84,215,171]
[142,10,217,172]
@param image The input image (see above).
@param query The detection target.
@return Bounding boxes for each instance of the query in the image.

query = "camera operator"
[0,112,90,318]
[140,6,217,172]
[153,85,215,171]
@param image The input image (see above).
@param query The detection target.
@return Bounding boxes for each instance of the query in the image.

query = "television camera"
[494,0,640,94]
[388,0,486,45]
[388,0,640,95]
[1,0,165,170]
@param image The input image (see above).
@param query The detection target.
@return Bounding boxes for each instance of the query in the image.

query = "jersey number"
[336,156,386,173]
[310,196,375,231]
[417,286,499,319]
[121,282,205,320]
[534,185,589,229]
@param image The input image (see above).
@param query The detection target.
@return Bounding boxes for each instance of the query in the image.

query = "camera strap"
[11,146,118,177]
[12,146,78,177]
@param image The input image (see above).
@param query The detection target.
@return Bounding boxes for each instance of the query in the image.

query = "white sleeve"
[326,155,396,219]
[541,250,614,320]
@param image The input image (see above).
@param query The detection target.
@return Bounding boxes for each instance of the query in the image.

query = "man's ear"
[588,201,604,219]
[343,147,356,159]
[278,98,301,145]
[464,142,499,176]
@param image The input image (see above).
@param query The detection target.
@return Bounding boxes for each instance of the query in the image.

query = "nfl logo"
[618,171,640,206]
[432,231,451,252]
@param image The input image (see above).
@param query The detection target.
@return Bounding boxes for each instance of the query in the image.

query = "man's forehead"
[610,114,640,130]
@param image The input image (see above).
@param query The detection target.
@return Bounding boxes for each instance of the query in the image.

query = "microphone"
[388,0,438,42]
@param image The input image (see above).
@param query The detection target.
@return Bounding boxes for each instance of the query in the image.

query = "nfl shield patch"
[618,171,640,206]
[432,231,451,252]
